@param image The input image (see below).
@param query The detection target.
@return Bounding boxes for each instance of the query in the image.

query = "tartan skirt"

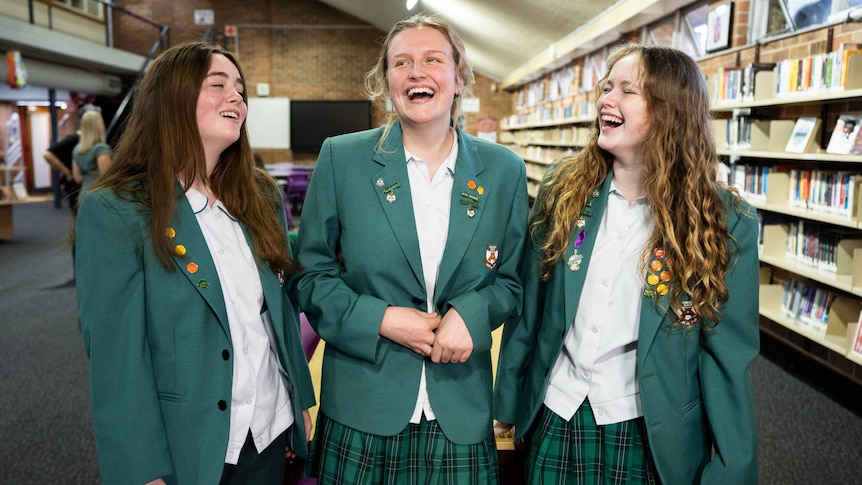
[306,412,499,485]
[525,401,659,485]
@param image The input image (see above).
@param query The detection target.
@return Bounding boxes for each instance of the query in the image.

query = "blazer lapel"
[169,194,230,336]
[435,130,484,300]
[562,172,613,328]
[372,121,425,287]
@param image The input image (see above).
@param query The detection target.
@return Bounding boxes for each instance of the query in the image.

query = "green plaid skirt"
[525,402,659,485]
[307,413,499,484]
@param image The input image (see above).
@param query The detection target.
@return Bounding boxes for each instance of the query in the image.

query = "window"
[643,2,710,59]
[54,0,104,19]
[750,0,862,41]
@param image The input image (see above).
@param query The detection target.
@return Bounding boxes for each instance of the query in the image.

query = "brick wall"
[112,0,512,163]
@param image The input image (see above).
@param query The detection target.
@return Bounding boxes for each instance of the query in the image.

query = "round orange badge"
[186,262,199,274]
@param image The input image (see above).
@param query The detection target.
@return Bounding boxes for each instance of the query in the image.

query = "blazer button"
[222,349,230,360]
[411,297,424,306]
[218,400,227,411]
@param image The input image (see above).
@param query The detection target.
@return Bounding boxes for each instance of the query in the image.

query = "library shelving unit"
[713,57,862,383]
[500,93,596,198]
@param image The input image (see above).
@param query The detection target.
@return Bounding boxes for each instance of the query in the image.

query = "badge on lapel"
[485,244,499,269]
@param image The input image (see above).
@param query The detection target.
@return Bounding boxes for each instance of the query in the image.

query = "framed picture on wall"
[706,2,733,53]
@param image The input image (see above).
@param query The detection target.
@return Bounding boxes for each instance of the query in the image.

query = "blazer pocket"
[158,391,183,403]
[682,397,702,415]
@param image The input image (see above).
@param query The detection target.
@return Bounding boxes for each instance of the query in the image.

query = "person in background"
[43,104,100,212]
[74,41,315,485]
[494,44,759,484]
[290,13,528,484]
[72,109,112,192]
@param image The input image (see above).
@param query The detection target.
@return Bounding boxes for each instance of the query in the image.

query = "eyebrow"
[206,71,245,88]
[391,48,449,59]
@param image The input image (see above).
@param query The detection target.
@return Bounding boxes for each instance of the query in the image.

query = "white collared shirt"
[543,181,652,425]
[405,135,458,423]
[186,188,294,464]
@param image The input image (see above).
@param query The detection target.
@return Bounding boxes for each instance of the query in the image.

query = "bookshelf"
[500,111,595,198]
[722,53,862,384]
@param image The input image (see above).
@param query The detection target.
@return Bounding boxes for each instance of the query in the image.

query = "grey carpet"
[2,200,861,484]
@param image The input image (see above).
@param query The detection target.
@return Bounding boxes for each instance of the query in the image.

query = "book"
[852,309,862,358]
[851,125,862,155]
[839,44,862,89]
[826,114,862,154]
[785,117,821,153]
[11,181,27,200]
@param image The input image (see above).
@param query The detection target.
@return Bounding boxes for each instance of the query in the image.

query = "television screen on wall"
[289,100,373,152]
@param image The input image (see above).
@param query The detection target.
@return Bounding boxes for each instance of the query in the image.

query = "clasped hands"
[380,306,473,363]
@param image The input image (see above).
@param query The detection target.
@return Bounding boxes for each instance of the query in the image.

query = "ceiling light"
[407,0,418,10]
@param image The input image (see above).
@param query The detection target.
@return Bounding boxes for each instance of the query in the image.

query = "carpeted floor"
[2,200,862,484]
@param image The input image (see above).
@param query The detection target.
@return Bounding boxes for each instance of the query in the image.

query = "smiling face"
[596,53,650,167]
[196,53,247,163]
[386,26,463,129]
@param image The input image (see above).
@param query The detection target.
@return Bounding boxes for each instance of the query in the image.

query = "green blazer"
[495,172,760,484]
[76,182,315,485]
[290,121,529,445]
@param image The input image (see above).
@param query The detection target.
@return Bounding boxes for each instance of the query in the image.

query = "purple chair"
[285,167,314,217]
[299,312,320,361]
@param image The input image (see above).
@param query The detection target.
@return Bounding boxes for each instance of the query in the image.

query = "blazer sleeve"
[271,188,316,414]
[445,156,529,353]
[493,195,545,426]
[76,190,174,484]
[289,138,390,364]
[699,201,760,484]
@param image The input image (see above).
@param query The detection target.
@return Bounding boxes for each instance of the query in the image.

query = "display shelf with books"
[719,58,862,383]
[501,102,596,198]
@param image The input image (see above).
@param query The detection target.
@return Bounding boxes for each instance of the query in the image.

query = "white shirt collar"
[403,132,459,175]
[185,186,238,220]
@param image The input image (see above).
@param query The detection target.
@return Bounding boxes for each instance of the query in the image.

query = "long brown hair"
[533,44,748,324]
[92,41,297,275]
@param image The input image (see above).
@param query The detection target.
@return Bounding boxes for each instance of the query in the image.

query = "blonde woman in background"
[72,109,112,191]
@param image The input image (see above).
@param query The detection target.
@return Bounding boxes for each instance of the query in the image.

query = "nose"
[409,63,426,79]
[227,88,243,103]
[598,89,617,108]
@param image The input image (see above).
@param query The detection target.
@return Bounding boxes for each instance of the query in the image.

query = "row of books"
[721,110,761,151]
[784,220,860,272]
[713,62,775,103]
[732,164,861,218]
[775,43,861,97]
[719,113,862,155]
[712,44,862,104]
[732,164,769,202]
[508,144,576,165]
[788,169,860,218]
[780,278,836,333]
[501,102,595,129]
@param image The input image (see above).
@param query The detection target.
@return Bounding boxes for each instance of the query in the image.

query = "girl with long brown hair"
[75,41,314,485]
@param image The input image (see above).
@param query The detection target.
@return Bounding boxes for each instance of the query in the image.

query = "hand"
[379,306,441,356]
[302,409,312,442]
[145,479,167,485]
[286,409,314,460]
[430,308,473,363]
[494,421,515,438]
